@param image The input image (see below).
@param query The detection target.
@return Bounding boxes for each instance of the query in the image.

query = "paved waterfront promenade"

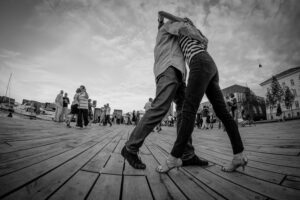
[0,116,300,200]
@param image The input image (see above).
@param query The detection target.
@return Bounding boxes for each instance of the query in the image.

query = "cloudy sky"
[0,0,299,113]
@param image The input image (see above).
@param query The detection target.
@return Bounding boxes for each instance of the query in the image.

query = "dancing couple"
[121,11,247,173]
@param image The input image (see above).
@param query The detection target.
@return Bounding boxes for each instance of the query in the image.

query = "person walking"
[201,106,209,129]
[66,88,80,128]
[88,99,93,125]
[230,93,238,125]
[105,103,112,127]
[62,93,70,121]
[121,12,208,170]
[77,85,89,128]
[156,11,247,173]
[132,110,137,125]
[54,90,64,122]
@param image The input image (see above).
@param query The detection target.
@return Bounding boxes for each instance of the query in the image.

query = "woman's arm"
[158,11,184,22]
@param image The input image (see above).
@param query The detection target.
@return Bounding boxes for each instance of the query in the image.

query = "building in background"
[260,66,300,119]
[0,96,15,105]
[199,84,266,121]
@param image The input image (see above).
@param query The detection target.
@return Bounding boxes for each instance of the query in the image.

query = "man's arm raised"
[158,11,184,22]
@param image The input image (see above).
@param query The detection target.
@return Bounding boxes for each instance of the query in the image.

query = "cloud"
[0,0,299,112]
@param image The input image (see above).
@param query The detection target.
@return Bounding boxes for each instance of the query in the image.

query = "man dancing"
[121,12,208,169]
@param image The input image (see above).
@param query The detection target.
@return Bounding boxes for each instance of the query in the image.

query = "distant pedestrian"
[105,103,112,127]
[230,93,238,125]
[132,110,137,125]
[54,90,64,122]
[144,98,153,112]
[77,85,89,128]
[62,93,70,121]
[201,106,209,129]
[66,88,80,128]
[136,111,140,125]
[88,99,93,123]
[99,107,106,126]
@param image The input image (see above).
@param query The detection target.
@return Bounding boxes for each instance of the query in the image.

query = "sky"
[0,0,299,113]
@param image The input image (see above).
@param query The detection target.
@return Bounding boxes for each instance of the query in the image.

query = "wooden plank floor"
[0,116,300,200]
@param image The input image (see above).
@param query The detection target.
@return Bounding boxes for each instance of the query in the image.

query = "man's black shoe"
[121,146,146,169]
[182,155,209,166]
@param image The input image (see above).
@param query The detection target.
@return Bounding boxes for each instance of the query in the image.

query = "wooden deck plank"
[101,153,124,175]
[281,179,300,190]
[48,170,98,200]
[146,142,216,200]
[122,176,153,200]
[114,139,126,153]
[87,174,122,200]
[1,116,300,200]
[1,137,112,200]
[0,130,117,198]
[82,134,121,173]
[183,166,267,200]
[0,131,113,176]
[207,165,300,200]
[151,135,287,184]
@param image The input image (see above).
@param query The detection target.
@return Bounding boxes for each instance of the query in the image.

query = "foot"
[222,153,248,172]
[182,155,208,166]
[156,155,182,173]
[121,146,146,169]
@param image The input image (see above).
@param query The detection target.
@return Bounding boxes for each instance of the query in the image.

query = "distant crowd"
[54,85,95,128]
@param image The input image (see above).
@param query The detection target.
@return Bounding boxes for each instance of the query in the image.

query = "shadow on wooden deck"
[0,116,300,200]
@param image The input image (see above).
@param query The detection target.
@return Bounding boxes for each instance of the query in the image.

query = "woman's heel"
[222,154,248,172]
[156,157,182,173]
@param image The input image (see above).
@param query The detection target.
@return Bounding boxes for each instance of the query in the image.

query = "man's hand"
[158,13,164,23]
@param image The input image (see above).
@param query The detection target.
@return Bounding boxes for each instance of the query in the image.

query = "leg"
[125,67,181,154]
[77,109,83,127]
[205,73,244,155]
[83,109,89,126]
[173,81,195,161]
[171,52,217,159]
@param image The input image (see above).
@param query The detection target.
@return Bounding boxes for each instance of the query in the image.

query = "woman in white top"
[66,88,81,127]
[77,85,89,128]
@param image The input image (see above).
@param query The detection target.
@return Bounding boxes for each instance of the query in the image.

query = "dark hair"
[76,88,81,93]
[80,85,86,90]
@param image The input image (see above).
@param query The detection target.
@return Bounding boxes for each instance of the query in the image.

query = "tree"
[270,76,284,103]
[242,87,255,120]
[284,86,295,118]
[265,89,276,119]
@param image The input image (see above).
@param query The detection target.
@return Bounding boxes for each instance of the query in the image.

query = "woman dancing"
[156,11,247,173]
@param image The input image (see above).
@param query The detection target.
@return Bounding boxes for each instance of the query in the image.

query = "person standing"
[156,12,246,173]
[122,12,207,170]
[88,99,93,125]
[230,93,238,125]
[54,90,64,122]
[99,106,106,126]
[201,106,209,129]
[144,98,153,112]
[62,93,70,121]
[77,85,89,128]
[136,111,140,125]
[66,88,80,128]
[105,103,112,127]
[132,110,137,125]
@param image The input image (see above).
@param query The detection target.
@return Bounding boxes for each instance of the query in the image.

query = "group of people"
[54,85,94,128]
[196,105,216,129]
[121,11,247,173]
[98,103,112,127]
[54,90,70,122]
